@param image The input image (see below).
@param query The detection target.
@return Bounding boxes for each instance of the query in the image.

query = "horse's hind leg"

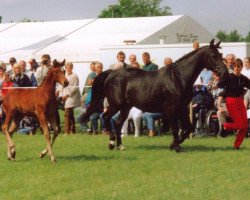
[178,109,193,144]
[169,116,183,152]
[2,114,16,161]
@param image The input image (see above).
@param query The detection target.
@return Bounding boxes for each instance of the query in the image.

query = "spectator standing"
[129,54,137,66]
[87,62,104,134]
[110,51,130,69]
[217,61,250,149]
[225,53,236,73]
[29,59,39,73]
[199,68,213,85]
[163,57,173,66]
[19,60,37,87]
[81,62,96,106]
[142,52,158,71]
[60,62,81,135]
[6,57,17,76]
[193,41,200,50]
[35,54,52,86]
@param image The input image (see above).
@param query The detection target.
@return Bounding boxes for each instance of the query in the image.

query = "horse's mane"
[38,66,53,87]
[38,65,65,87]
[175,46,207,64]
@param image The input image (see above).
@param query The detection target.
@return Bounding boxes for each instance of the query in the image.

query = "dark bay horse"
[2,60,69,162]
[87,39,228,152]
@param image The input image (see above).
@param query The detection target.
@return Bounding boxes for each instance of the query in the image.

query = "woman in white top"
[61,62,81,135]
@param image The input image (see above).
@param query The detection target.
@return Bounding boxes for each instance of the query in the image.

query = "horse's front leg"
[40,108,60,158]
[169,117,183,152]
[39,115,56,163]
[115,106,131,150]
[104,109,118,150]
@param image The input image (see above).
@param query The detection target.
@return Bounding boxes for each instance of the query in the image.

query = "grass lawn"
[0,132,250,200]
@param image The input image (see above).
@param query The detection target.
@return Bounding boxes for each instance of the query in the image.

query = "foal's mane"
[175,46,207,64]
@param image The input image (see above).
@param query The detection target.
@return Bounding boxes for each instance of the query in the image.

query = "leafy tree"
[216,30,227,42]
[216,29,244,42]
[99,0,172,18]
[0,16,2,23]
[244,32,250,42]
[227,30,243,42]
[19,17,43,22]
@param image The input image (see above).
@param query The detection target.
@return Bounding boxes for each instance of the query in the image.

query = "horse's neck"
[40,73,56,96]
[175,53,204,89]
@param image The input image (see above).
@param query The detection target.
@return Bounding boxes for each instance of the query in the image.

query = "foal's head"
[52,59,69,87]
[202,39,228,79]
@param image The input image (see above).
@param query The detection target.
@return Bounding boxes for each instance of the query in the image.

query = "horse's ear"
[62,59,66,66]
[209,39,215,47]
[214,40,221,49]
[53,59,58,67]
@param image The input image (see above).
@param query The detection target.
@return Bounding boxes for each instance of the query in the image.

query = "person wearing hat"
[35,54,52,86]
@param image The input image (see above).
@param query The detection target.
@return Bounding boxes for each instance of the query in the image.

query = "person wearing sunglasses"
[217,59,250,149]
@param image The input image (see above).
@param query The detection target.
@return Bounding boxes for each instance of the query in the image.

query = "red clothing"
[2,81,14,97]
[224,97,248,148]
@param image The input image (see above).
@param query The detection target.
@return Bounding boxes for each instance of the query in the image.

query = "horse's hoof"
[7,157,15,161]
[108,141,115,150]
[40,153,46,158]
[175,147,186,153]
[10,150,16,159]
[109,144,115,150]
[117,145,126,151]
[51,158,57,164]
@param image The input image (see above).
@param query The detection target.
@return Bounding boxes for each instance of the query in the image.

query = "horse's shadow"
[135,144,243,152]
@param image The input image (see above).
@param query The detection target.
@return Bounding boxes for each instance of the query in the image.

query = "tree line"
[0,0,249,42]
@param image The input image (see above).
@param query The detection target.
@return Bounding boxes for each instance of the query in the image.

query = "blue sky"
[0,0,249,36]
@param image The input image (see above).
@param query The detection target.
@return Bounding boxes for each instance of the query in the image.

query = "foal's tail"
[82,69,113,122]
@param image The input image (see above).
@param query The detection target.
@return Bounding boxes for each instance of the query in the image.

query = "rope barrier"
[2,86,90,89]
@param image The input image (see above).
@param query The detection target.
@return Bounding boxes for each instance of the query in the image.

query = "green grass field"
[0,133,250,200]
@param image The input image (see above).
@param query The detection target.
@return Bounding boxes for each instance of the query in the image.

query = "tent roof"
[0,15,213,62]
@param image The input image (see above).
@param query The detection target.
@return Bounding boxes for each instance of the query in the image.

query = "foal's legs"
[2,112,16,161]
[38,113,56,163]
[40,112,60,159]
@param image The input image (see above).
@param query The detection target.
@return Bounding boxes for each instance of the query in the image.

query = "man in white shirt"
[35,54,52,86]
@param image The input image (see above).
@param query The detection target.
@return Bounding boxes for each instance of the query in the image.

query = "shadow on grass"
[135,144,244,152]
[57,154,138,162]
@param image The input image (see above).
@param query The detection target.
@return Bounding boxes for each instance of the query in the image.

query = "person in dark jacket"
[11,63,31,87]
[192,84,214,135]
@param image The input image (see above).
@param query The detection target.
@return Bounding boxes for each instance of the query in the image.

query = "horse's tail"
[81,69,113,122]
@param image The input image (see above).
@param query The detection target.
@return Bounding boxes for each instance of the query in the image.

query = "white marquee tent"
[0,15,215,89]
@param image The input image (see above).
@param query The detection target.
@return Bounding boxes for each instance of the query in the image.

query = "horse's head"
[52,59,69,87]
[203,39,228,79]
